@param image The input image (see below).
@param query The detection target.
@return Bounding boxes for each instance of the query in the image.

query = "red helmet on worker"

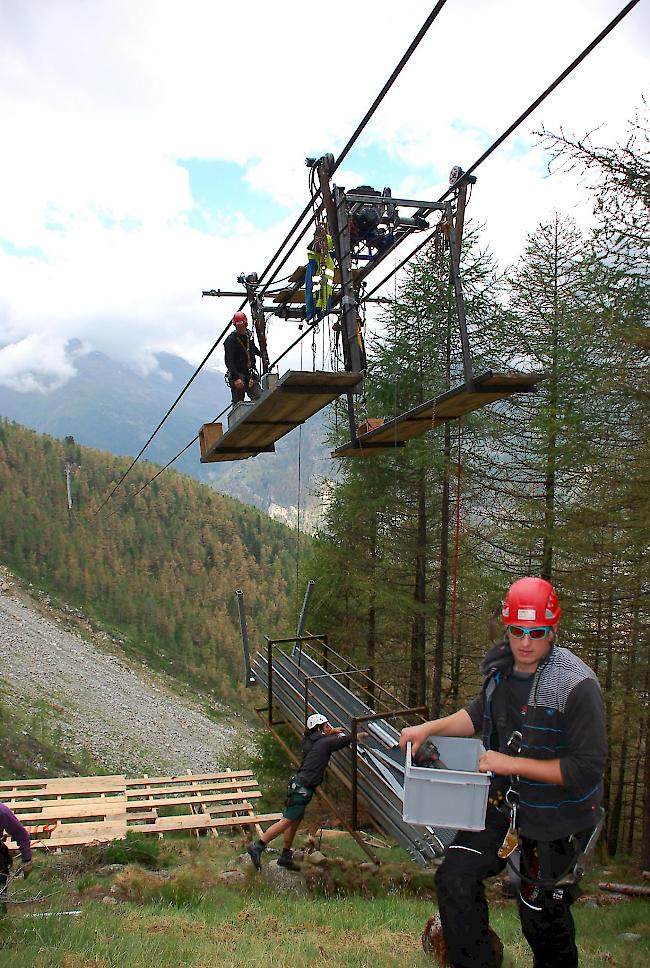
[502,577,561,628]
[232,311,248,326]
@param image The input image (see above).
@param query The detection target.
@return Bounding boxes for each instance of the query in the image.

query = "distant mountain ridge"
[0,346,333,525]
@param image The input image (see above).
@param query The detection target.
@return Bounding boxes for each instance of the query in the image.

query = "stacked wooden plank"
[1,775,128,848]
[0,771,280,850]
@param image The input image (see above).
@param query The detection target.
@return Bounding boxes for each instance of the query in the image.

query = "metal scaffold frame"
[237,590,456,867]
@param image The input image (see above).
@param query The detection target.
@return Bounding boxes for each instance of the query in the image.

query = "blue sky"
[178,158,291,232]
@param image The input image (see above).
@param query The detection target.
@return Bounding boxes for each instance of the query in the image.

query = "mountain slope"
[0,346,334,523]
[0,568,241,776]
[0,420,297,701]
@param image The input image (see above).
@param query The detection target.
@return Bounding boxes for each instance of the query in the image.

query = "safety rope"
[450,418,462,640]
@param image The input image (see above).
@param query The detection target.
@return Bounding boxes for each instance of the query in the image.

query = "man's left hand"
[20,860,32,879]
[478,751,517,776]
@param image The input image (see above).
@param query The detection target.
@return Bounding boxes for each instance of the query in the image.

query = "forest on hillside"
[306,112,649,863]
[0,424,297,699]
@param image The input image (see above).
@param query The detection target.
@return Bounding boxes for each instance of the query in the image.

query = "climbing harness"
[496,727,604,889]
[305,223,335,321]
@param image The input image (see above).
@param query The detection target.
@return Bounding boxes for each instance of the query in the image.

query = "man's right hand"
[233,378,245,389]
[399,723,433,755]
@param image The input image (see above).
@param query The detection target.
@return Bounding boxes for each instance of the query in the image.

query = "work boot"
[277,849,300,872]
[246,839,266,871]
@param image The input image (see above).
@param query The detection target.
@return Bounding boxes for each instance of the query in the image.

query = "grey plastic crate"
[403,738,490,831]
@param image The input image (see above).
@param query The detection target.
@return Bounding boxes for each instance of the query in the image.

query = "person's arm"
[0,803,32,863]
[326,732,352,752]
[399,709,475,755]
[559,678,607,793]
[478,750,563,783]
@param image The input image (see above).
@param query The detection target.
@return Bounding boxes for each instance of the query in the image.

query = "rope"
[296,343,303,591]
[450,418,462,639]
[93,321,231,515]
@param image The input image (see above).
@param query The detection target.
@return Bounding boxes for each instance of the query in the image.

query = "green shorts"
[282,779,314,821]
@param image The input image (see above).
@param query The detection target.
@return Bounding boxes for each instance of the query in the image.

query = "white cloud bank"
[0,0,647,388]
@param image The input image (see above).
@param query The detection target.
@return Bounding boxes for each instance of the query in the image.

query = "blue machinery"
[237,587,455,867]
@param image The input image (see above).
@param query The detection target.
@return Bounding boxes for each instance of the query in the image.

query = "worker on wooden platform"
[1,802,33,914]
[224,311,262,405]
[401,577,607,968]
[247,713,351,872]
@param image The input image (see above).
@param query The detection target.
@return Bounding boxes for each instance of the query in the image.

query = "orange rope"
[450,418,462,638]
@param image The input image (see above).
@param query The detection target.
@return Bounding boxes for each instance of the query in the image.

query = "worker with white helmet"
[247,713,350,872]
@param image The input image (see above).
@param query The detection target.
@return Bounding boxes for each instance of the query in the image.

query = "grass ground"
[1,832,648,967]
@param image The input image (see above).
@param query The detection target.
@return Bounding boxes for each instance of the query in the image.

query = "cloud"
[0,334,80,392]
[0,0,647,389]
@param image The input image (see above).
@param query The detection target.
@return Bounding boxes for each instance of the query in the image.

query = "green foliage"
[308,110,649,862]
[102,832,161,868]
[0,690,99,779]
[247,728,294,810]
[0,423,296,700]
[0,837,648,966]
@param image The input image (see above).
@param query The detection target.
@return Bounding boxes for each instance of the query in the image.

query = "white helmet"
[306,713,328,730]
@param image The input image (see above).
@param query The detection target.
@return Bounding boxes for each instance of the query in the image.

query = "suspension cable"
[92,321,231,515]
[95,4,451,513]
[366,0,641,300]
[97,0,639,511]
[253,0,450,302]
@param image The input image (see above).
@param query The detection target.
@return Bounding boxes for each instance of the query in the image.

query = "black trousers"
[435,806,580,968]
[0,842,11,915]
[231,377,262,405]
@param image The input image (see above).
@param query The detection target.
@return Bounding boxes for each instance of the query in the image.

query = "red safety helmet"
[232,311,248,325]
[502,577,561,627]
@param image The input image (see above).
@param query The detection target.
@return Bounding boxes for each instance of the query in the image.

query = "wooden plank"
[7,828,126,850]
[126,777,259,792]
[133,813,282,834]
[228,772,264,840]
[186,769,209,840]
[198,422,224,462]
[0,775,126,795]
[25,820,126,844]
[14,802,127,822]
[127,791,262,810]
[126,801,254,825]
[125,781,259,799]
[125,770,255,787]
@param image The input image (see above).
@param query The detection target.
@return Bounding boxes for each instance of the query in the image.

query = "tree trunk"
[640,668,650,870]
[608,725,627,855]
[541,220,559,580]
[408,469,427,708]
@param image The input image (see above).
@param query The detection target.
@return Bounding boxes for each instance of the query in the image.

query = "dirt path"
[0,571,244,776]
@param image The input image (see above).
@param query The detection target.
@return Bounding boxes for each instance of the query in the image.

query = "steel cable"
[366,0,641,300]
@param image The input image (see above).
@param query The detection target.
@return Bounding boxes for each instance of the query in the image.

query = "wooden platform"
[1,770,280,850]
[200,369,363,463]
[332,371,545,457]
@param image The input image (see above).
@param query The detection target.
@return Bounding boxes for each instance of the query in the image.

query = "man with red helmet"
[400,577,606,968]
[224,311,262,404]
